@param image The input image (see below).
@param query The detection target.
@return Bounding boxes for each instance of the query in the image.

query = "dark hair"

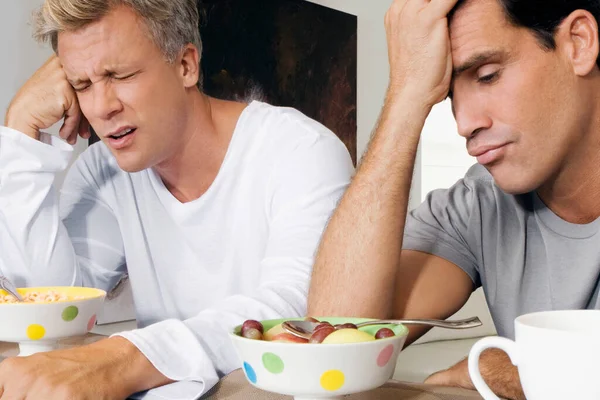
[452,0,600,68]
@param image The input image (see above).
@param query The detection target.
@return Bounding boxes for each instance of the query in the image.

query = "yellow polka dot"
[320,370,345,391]
[26,324,46,340]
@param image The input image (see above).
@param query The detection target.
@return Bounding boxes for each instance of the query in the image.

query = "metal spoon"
[0,276,24,302]
[283,316,482,340]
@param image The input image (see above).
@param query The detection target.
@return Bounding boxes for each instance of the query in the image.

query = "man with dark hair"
[308,0,600,399]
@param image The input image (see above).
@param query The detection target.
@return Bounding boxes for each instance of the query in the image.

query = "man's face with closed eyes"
[58,5,196,173]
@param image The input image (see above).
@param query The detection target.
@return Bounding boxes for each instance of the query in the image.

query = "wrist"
[386,84,436,116]
[4,107,40,140]
[95,336,173,397]
[377,87,432,144]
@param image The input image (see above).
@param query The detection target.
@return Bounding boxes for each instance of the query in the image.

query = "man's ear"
[179,44,201,89]
[557,10,600,76]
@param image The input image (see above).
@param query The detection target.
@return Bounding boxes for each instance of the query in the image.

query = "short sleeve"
[402,176,483,287]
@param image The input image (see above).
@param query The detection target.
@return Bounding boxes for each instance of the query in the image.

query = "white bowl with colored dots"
[0,286,106,356]
[230,317,409,400]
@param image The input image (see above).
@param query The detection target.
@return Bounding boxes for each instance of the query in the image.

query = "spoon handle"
[0,276,24,302]
[357,316,482,329]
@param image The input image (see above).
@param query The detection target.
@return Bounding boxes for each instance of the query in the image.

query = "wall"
[0,1,47,116]
[421,100,476,198]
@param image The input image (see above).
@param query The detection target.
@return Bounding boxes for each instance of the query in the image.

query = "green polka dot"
[262,352,285,374]
[61,306,79,322]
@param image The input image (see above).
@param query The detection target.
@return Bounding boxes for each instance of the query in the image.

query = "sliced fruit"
[270,333,309,343]
[264,323,286,341]
[322,328,376,344]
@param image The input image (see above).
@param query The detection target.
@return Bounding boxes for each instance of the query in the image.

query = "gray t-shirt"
[403,164,600,339]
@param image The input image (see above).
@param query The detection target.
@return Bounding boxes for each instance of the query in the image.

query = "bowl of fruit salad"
[230,317,409,399]
[0,286,106,356]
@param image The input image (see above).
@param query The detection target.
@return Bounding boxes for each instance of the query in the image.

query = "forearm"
[82,336,173,398]
[4,104,41,140]
[0,127,80,287]
[308,90,431,318]
[113,278,309,398]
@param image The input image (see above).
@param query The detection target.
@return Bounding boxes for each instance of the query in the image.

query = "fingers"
[428,0,462,19]
[386,0,457,30]
[78,115,91,140]
[41,54,61,69]
[424,369,453,386]
[59,92,82,145]
[385,0,417,27]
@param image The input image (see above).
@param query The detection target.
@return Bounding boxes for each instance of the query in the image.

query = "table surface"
[0,336,485,400]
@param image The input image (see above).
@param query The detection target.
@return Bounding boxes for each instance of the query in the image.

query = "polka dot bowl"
[230,317,409,400]
[0,286,106,356]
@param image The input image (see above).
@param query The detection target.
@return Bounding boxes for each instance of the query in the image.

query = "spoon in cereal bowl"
[0,276,23,302]
[283,316,483,340]
[0,286,106,356]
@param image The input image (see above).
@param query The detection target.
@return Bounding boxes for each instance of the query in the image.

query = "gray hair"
[32,0,202,65]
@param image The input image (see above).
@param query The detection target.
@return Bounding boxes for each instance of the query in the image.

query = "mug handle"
[468,336,519,400]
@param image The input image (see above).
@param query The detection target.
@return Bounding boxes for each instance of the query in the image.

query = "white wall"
[0,0,48,116]
[421,100,476,198]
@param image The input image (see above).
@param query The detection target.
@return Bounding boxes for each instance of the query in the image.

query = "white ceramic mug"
[468,310,600,400]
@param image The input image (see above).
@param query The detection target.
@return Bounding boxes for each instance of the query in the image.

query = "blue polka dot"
[243,362,257,384]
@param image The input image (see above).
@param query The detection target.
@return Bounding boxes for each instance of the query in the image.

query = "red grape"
[309,326,336,343]
[243,328,263,340]
[241,320,264,336]
[314,322,333,331]
[336,323,358,330]
[375,328,395,339]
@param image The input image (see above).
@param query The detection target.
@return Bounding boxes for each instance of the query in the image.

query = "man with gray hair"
[0,0,353,398]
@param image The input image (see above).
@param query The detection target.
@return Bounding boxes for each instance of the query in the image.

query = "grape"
[243,327,263,340]
[314,322,333,332]
[309,326,336,343]
[304,317,320,323]
[336,323,358,330]
[241,320,264,336]
[375,328,395,339]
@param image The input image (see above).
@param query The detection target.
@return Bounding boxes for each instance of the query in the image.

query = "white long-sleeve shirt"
[0,101,354,399]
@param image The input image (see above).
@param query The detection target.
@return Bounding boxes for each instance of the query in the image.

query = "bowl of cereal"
[229,317,409,400]
[0,286,106,356]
